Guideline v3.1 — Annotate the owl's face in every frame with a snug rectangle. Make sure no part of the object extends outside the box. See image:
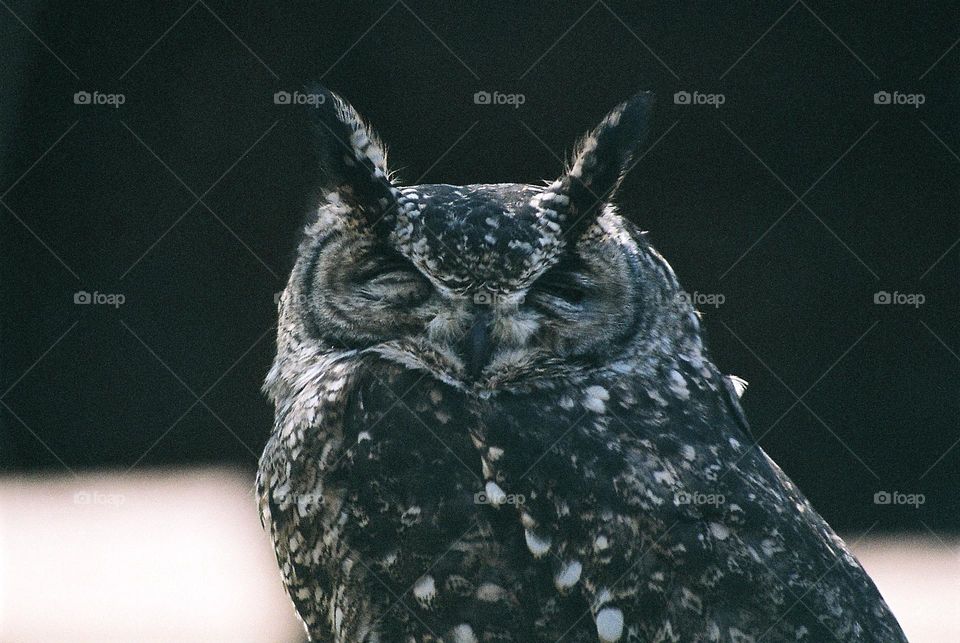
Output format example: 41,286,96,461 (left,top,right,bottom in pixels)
278,90,690,393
